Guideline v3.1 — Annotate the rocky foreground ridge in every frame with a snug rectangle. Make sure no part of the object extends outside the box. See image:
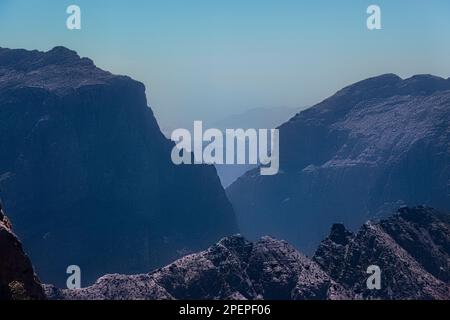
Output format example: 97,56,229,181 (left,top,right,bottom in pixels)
45,206,450,300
